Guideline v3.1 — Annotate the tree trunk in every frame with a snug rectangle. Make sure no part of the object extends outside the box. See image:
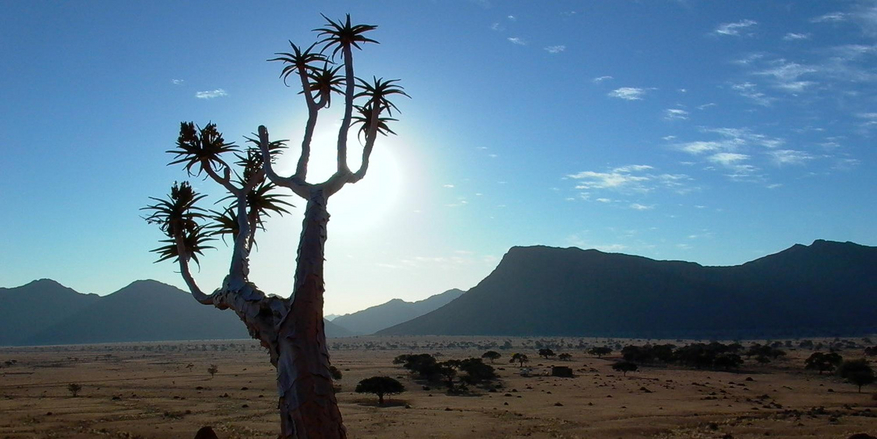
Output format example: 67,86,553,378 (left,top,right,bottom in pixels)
274,191,346,439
